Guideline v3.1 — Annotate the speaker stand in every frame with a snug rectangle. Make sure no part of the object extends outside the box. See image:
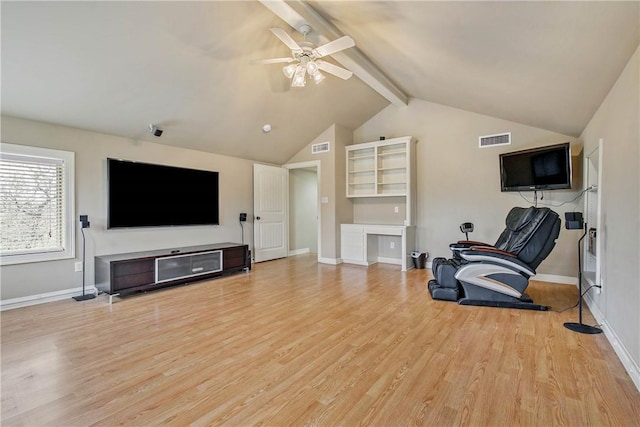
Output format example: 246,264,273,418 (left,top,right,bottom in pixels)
73,225,96,302
564,223,602,335
564,322,602,334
